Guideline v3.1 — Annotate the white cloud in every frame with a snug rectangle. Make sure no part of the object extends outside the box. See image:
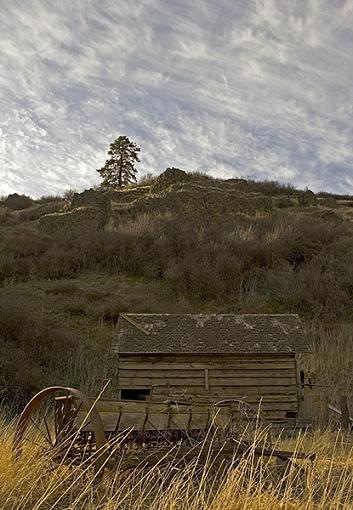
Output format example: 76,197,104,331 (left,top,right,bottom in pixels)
0,0,352,197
